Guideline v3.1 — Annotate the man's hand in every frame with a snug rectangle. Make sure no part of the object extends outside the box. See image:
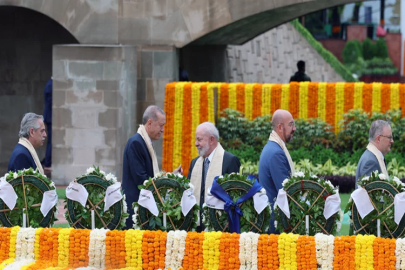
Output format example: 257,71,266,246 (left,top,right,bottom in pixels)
173,164,183,175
